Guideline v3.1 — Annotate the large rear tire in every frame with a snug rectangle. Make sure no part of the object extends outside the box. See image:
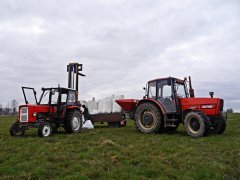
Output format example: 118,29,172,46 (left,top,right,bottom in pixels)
10,122,25,136
64,110,82,133
211,118,226,134
135,103,163,134
184,111,210,138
